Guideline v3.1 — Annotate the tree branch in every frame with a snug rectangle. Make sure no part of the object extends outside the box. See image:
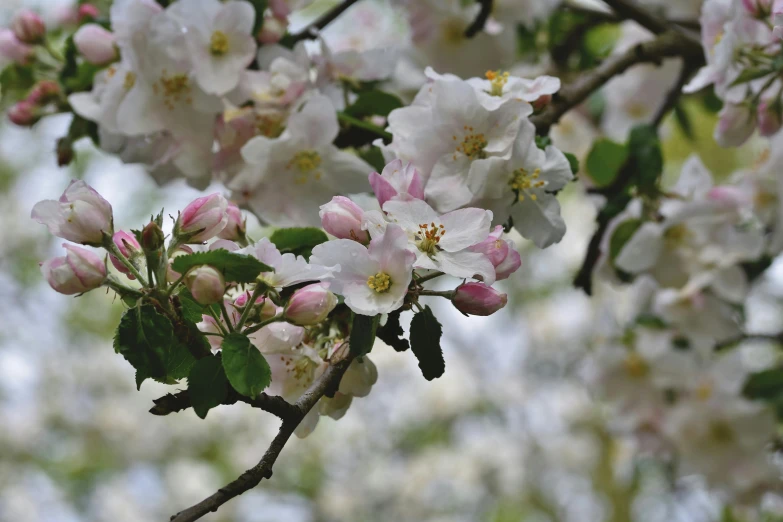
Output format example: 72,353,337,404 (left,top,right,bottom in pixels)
464,0,493,38
531,30,703,134
651,57,700,128
600,0,687,37
288,0,362,44
565,4,700,31
149,389,299,420
169,353,355,522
